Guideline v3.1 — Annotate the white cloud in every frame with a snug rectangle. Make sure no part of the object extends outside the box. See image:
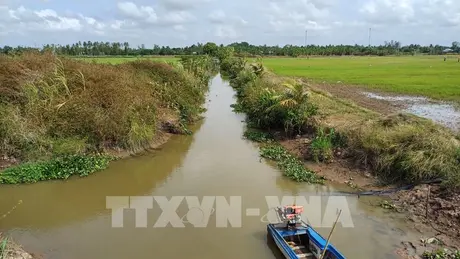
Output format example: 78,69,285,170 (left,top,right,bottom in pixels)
208,9,225,23
116,2,194,26
215,24,240,39
117,2,158,23
173,24,185,31
160,10,194,25
263,0,332,33
238,18,248,25
0,0,459,47
159,0,212,11
0,5,84,31
419,0,460,26
359,0,460,28
360,0,415,24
